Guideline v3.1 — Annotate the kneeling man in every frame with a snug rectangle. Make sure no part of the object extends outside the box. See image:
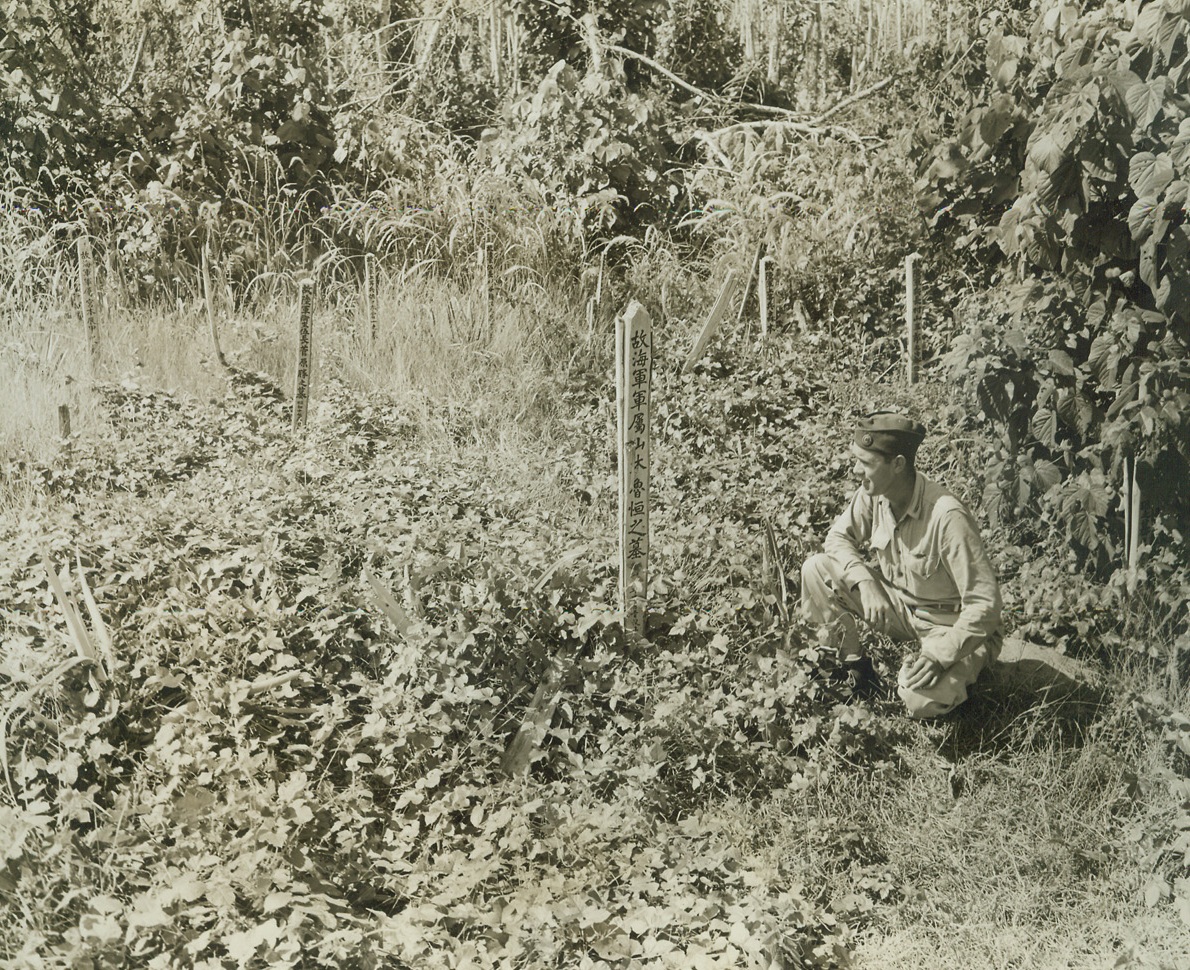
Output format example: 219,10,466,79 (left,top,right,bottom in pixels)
801,411,1003,718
